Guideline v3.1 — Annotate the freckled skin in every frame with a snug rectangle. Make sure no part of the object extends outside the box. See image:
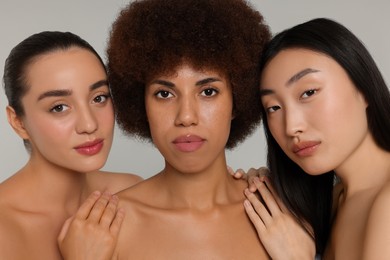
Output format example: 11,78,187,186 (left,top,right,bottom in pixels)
112,64,269,259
